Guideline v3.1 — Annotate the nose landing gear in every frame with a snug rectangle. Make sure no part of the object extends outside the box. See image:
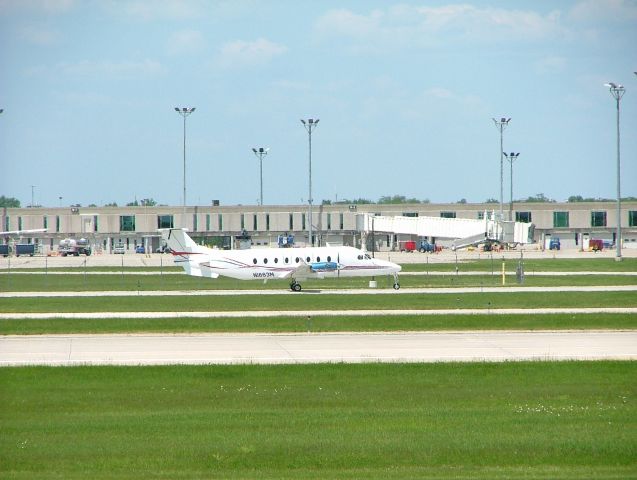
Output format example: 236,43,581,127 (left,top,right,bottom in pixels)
393,273,400,290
